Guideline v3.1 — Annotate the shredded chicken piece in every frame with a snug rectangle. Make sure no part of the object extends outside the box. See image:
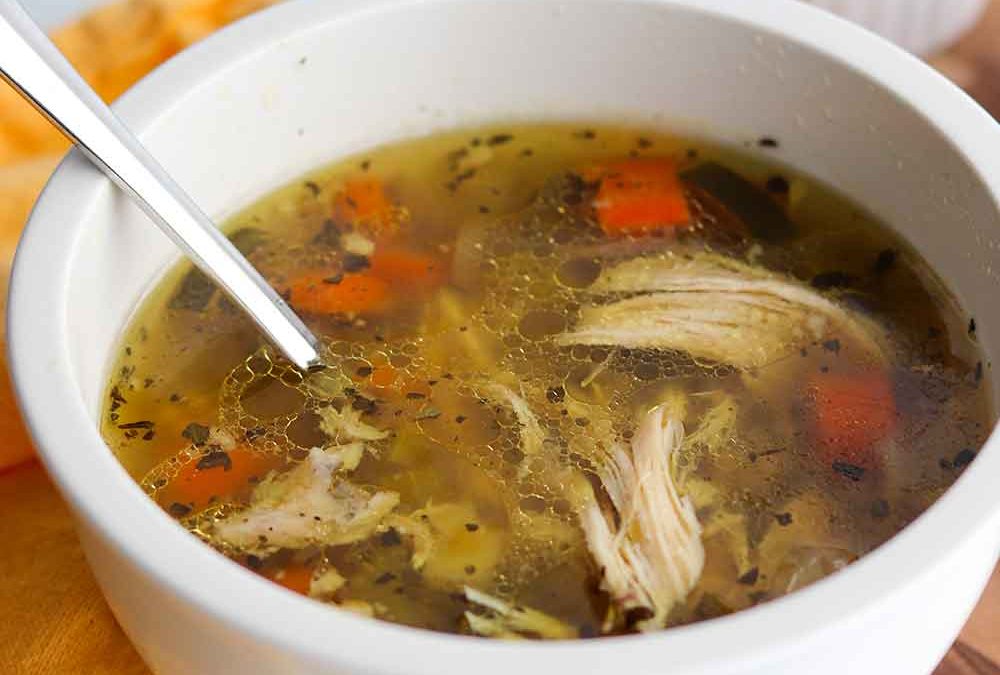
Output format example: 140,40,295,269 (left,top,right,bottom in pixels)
560,253,885,369
212,444,398,553
341,230,375,256
576,406,704,632
381,513,434,570
464,587,578,639
484,384,545,455
318,404,389,442
674,392,738,483
309,567,347,599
